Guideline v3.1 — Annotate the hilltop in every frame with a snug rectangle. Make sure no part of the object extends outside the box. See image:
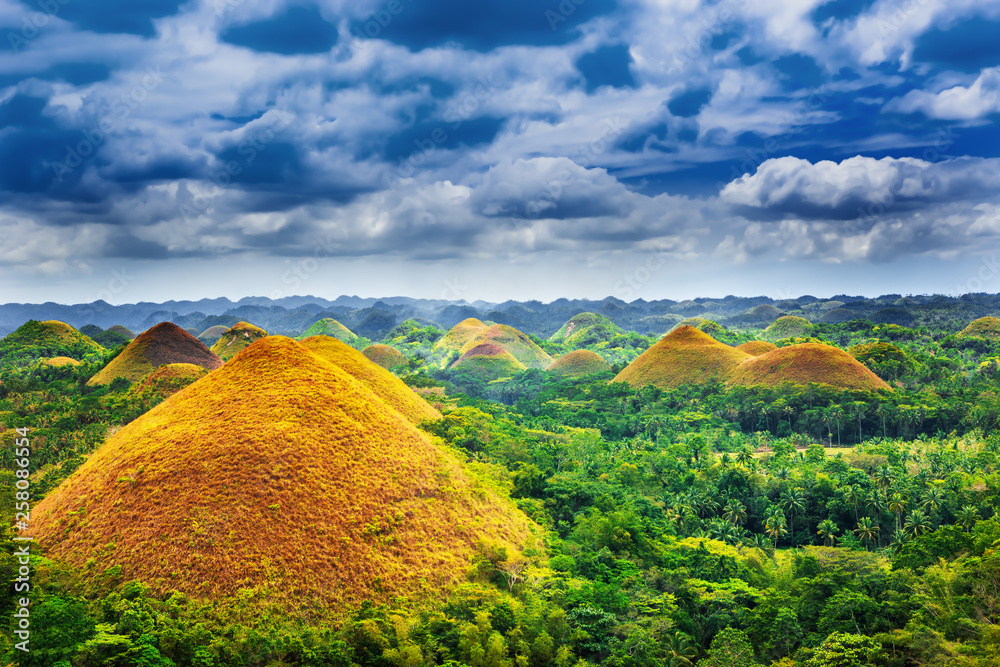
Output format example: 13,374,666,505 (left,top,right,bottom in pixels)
298,318,366,348
958,316,1000,340
31,336,535,614
736,340,778,356
729,343,891,391
0,320,102,363
87,322,223,386
362,344,407,370
300,336,439,424
197,325,229,345
763,315,813,341
547,350,612,377
458,324,552,369
549,312,622,346
210,321,269,361
614,326,751,389
452,343,526,381
432,318,489,363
